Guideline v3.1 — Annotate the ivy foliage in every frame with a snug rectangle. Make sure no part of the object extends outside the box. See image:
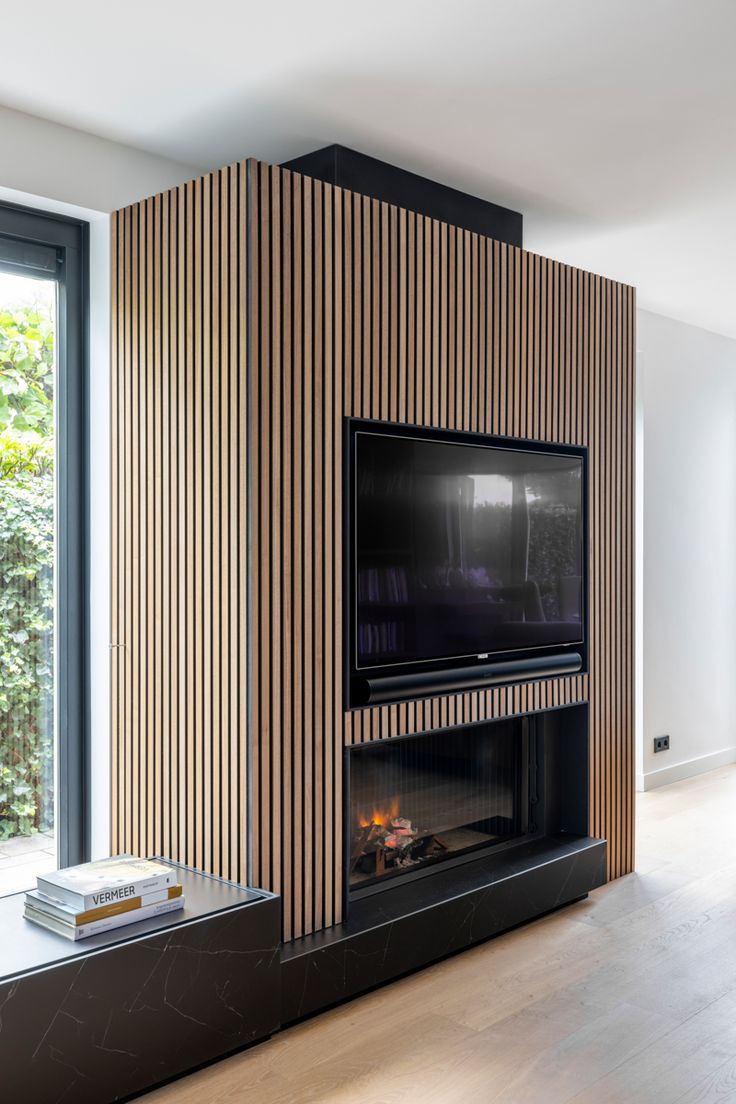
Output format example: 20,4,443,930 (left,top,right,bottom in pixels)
0,302,54,840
